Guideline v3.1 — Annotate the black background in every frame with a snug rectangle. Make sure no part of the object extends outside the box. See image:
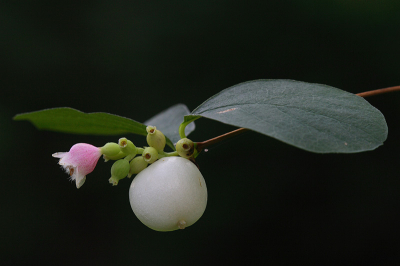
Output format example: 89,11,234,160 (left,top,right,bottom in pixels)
2,1,400,265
